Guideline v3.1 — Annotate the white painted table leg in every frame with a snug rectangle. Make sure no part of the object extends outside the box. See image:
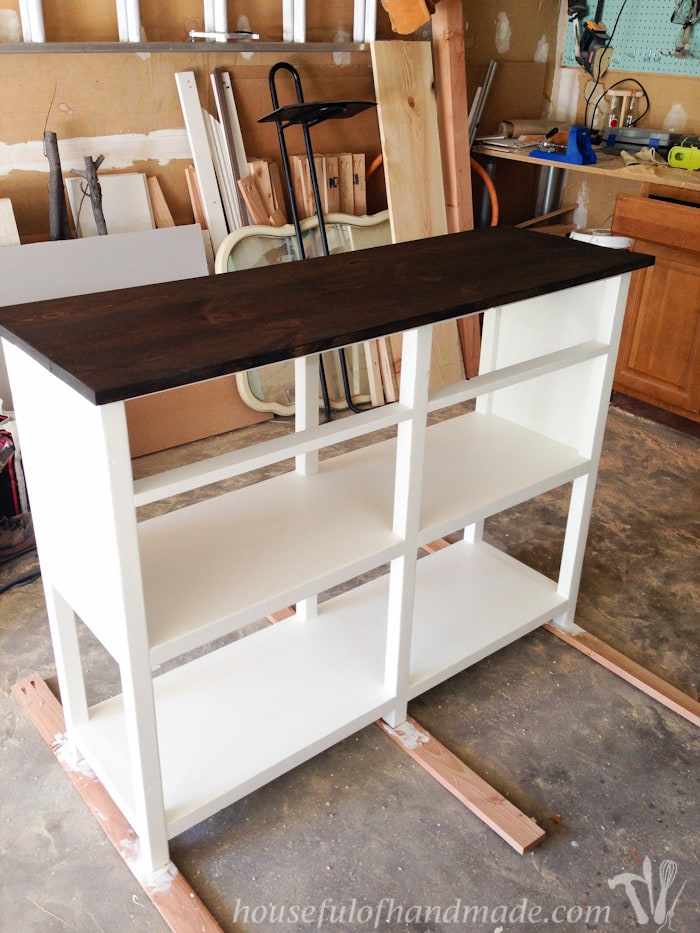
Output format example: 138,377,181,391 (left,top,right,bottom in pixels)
554,274,631,631
43,585,89,735
384,325,432,726
295,353,319,619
